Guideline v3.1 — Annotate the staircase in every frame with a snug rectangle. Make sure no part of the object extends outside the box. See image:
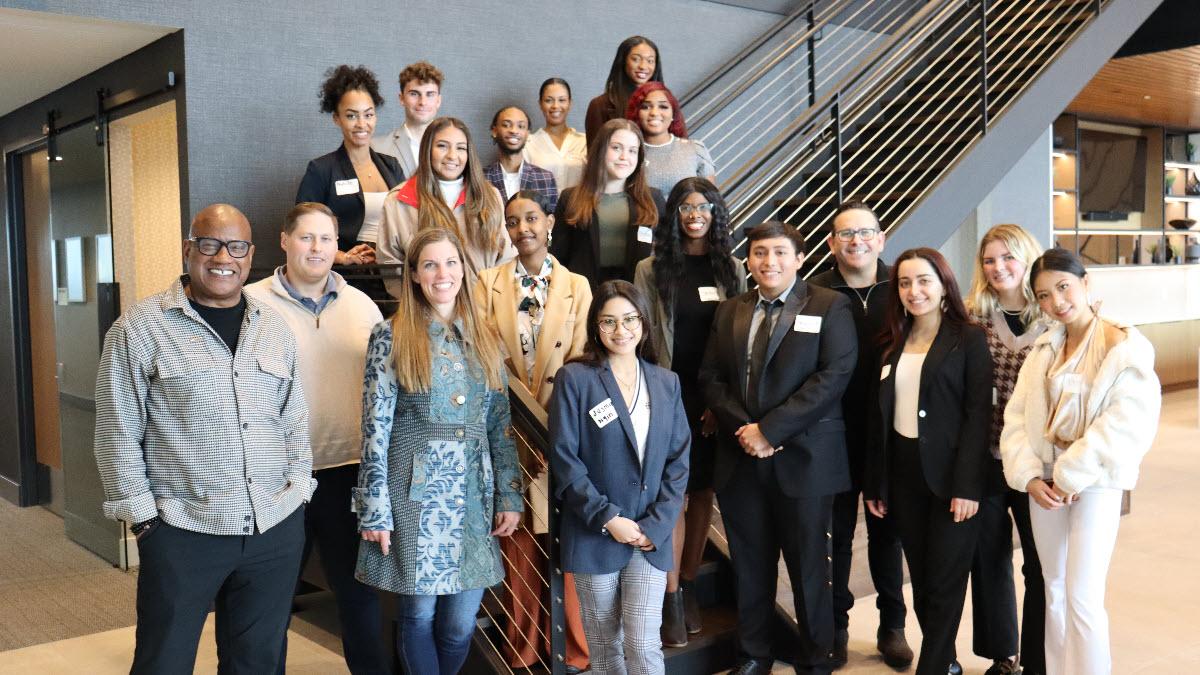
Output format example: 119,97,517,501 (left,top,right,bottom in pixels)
682,0,1163,277
466,2,1163,673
